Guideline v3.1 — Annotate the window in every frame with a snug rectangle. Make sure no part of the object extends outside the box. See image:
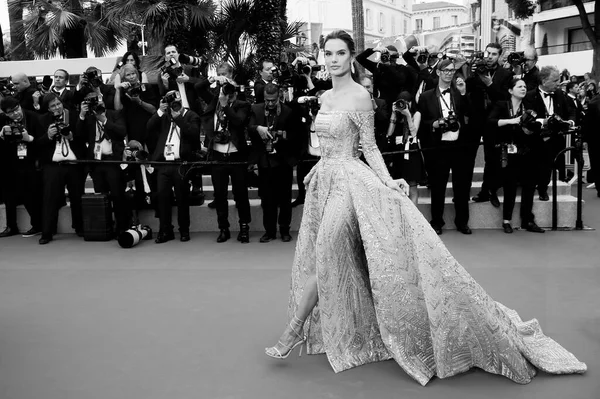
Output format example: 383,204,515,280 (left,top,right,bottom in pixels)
492,0,496,12
452,15,458,25
404,19,408,34
391,16,396,35
415,18,423,32
366,9,372,30
379,12,385,33
433,17,440,29
568,28,593,52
